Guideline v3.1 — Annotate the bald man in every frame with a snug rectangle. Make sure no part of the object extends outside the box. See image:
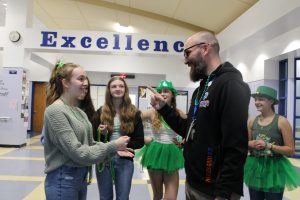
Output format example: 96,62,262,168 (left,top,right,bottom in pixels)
149,31,250,200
